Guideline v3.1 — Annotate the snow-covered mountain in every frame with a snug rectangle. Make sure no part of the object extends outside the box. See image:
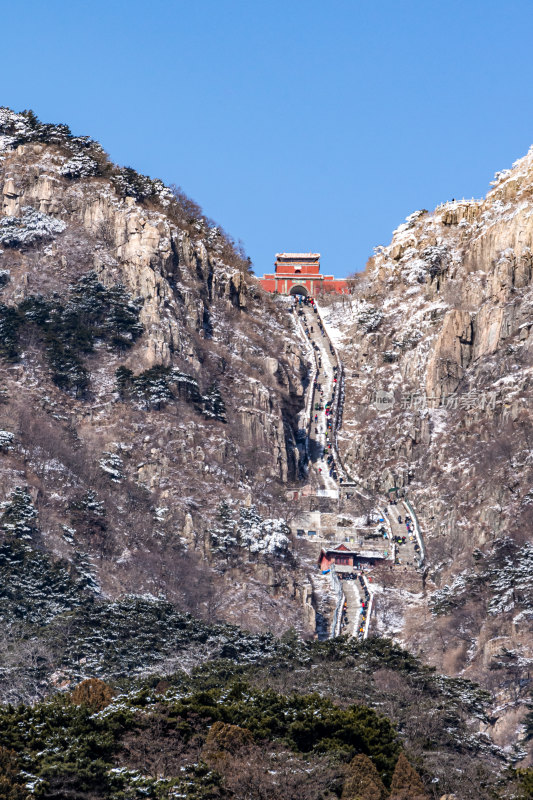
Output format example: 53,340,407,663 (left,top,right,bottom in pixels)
1,108,532,797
